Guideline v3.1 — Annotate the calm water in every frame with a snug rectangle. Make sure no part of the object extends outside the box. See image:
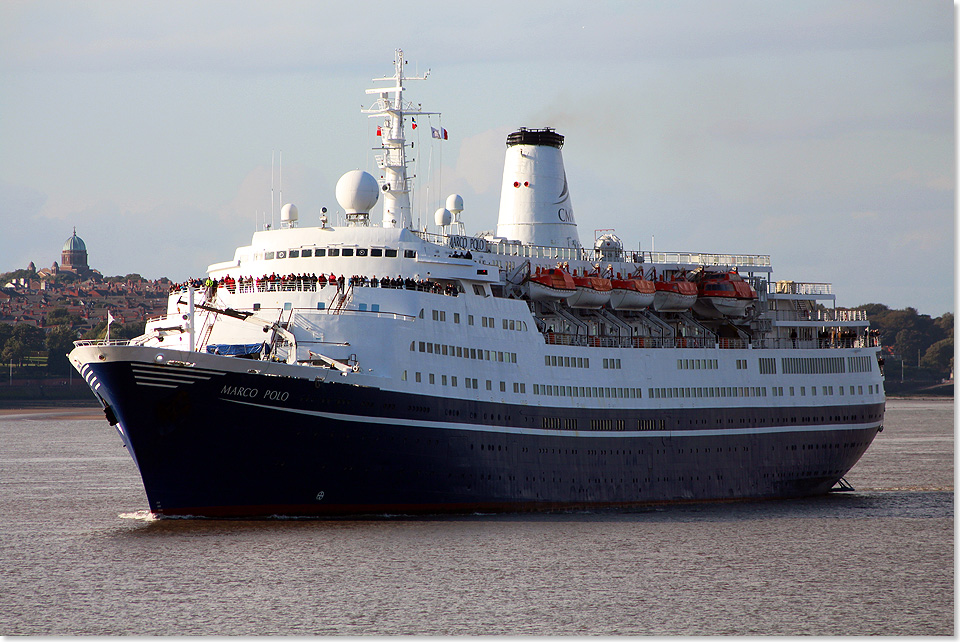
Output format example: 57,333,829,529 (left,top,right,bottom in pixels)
0,399,952,635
